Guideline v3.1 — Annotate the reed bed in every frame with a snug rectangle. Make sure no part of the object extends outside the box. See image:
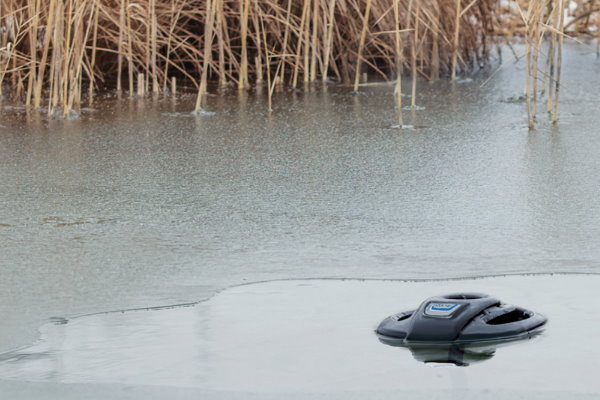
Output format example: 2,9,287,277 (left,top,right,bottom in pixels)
0,0,598,121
